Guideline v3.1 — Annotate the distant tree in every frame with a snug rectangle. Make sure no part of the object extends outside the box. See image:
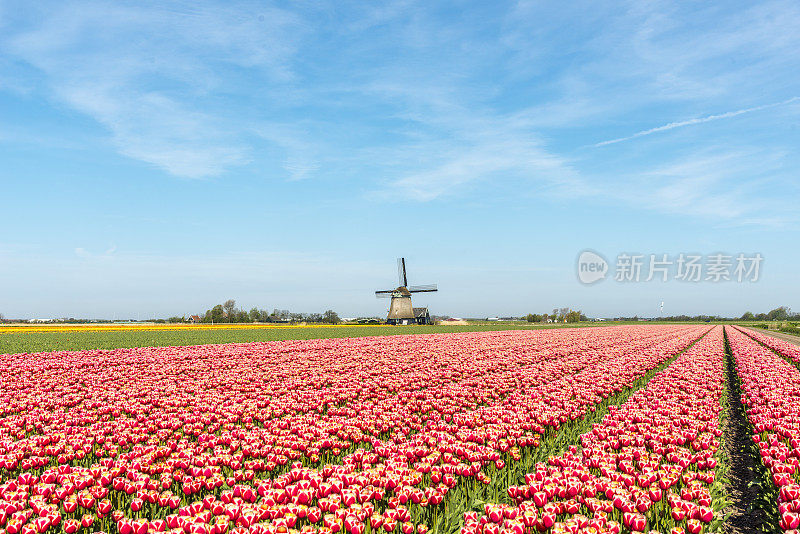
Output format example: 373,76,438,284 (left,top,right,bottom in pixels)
167,316,184,323
322,310,341,324
767,306,791,321
307,313,323,323
580,313,588,321
565,310,582,323
290,312,304,323
0,313,4,322
526,313,542,323
203,304,225,323
271,309,290,321
248,308,269,322
541,312,549,323
740,311,755,321
223,299,236,318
